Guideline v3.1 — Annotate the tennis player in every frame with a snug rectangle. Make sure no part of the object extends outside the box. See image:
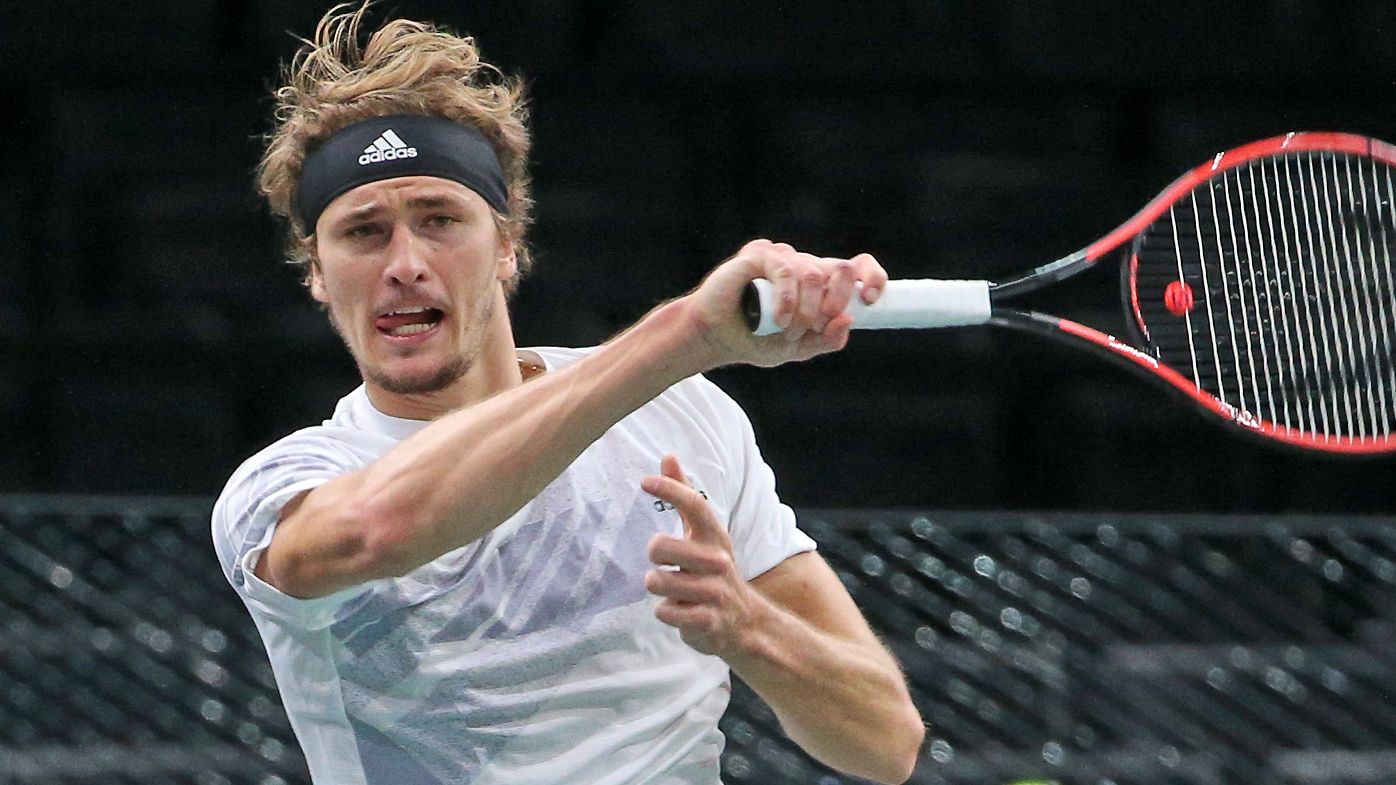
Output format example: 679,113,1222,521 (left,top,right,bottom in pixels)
211,5,923,784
